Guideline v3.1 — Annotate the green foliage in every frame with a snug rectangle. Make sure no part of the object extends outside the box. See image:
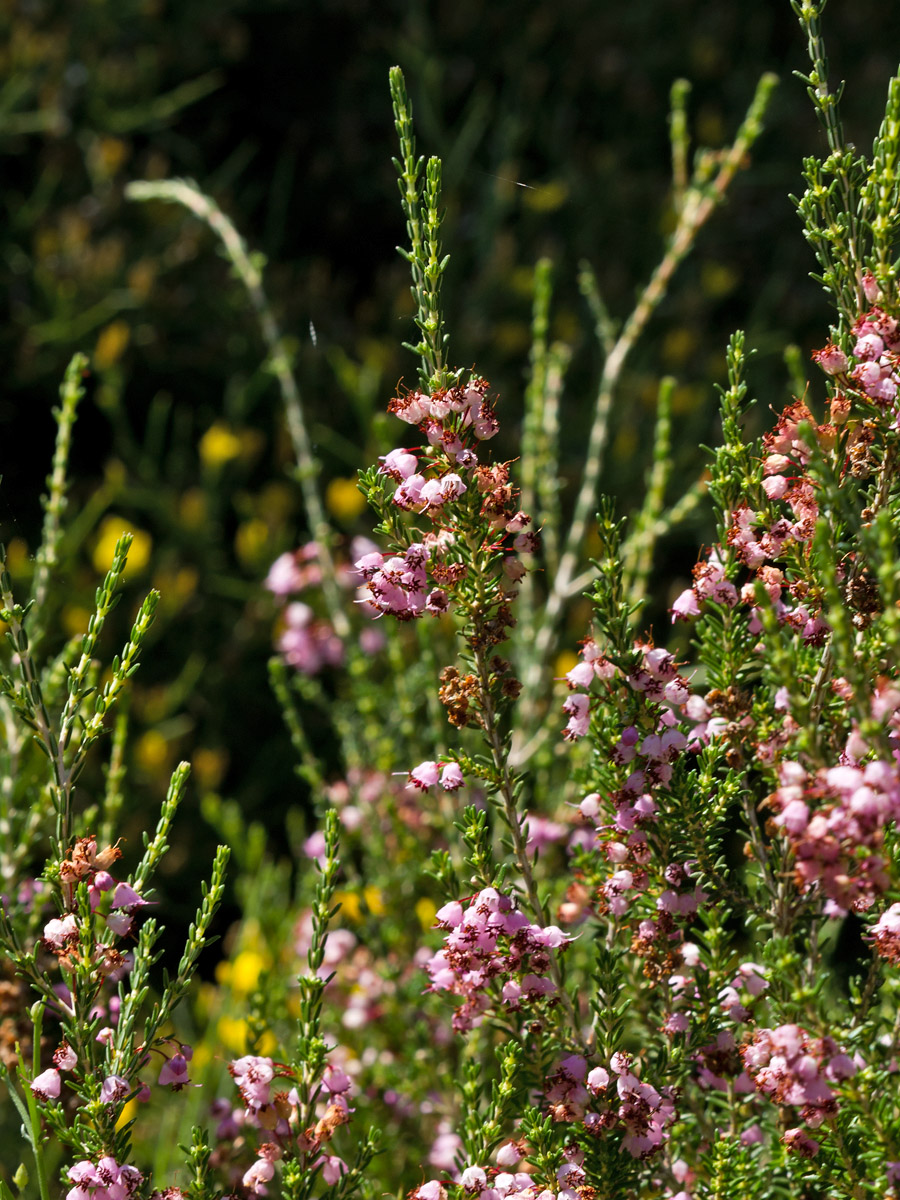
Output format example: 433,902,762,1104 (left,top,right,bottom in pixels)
3,4,900,1198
